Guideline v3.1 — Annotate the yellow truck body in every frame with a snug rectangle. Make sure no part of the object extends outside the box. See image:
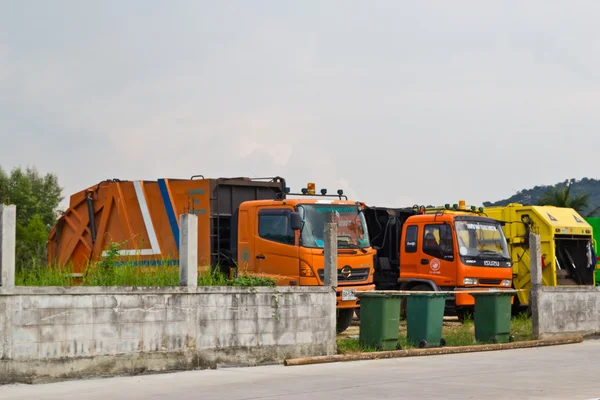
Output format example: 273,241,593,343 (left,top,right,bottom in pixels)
483,204,595,306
